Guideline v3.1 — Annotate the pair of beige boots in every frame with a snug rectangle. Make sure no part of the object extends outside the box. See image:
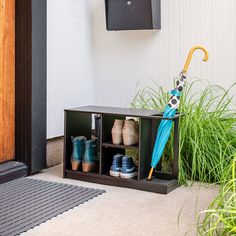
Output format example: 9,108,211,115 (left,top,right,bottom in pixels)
111,119,139,146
